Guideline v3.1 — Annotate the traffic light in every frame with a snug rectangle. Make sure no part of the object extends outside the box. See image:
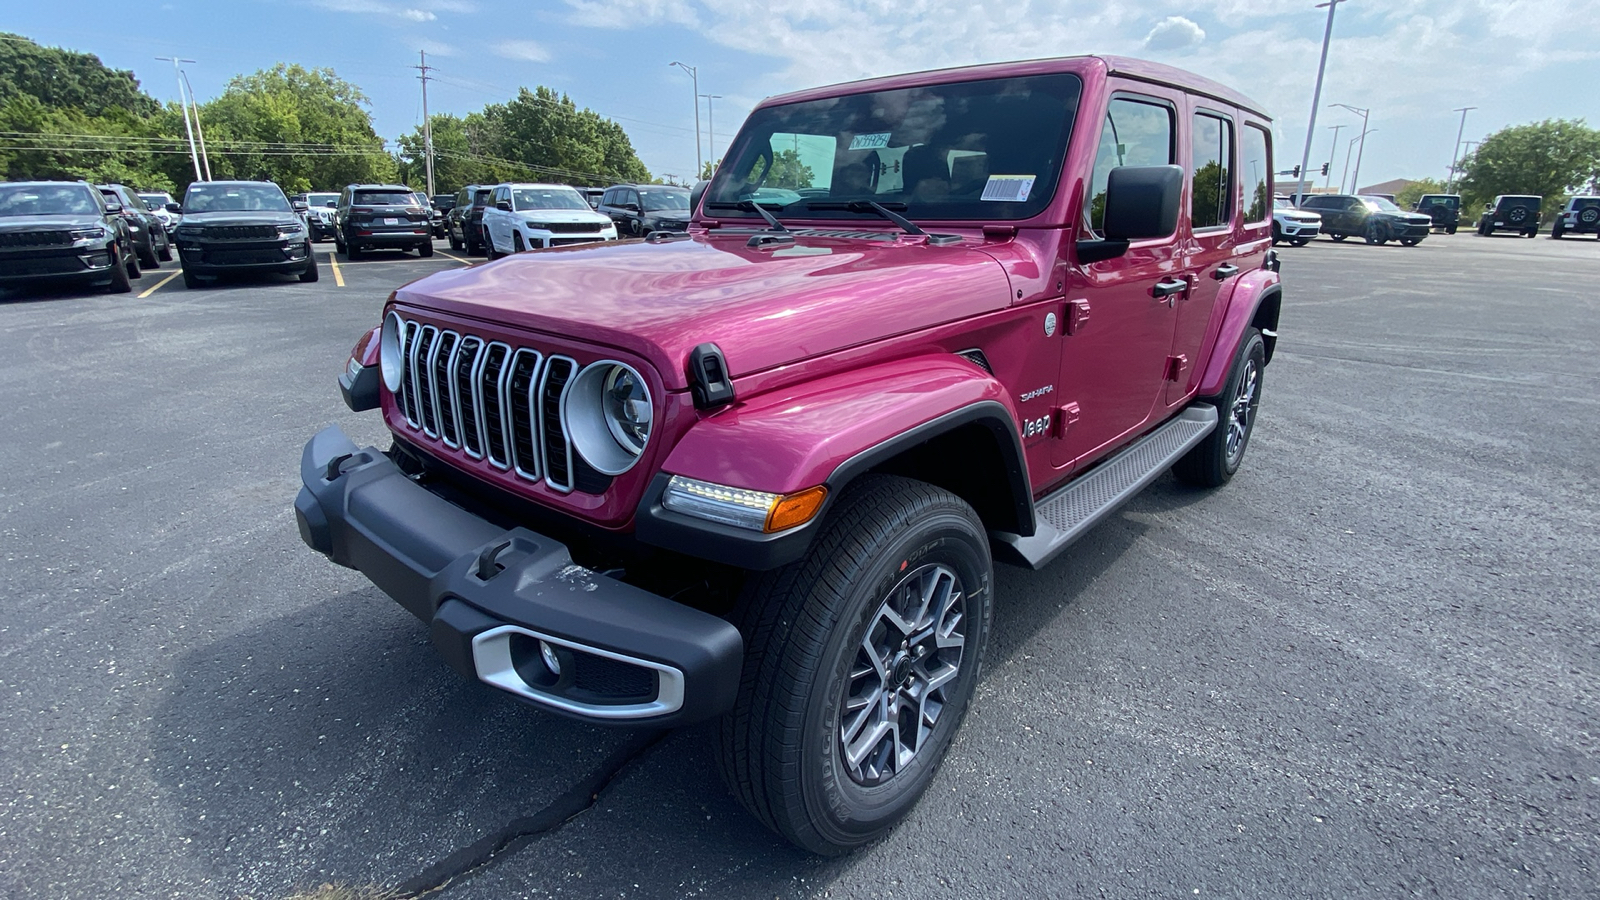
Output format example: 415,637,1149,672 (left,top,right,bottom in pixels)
1291,165,1300,178
1321,163,1330,176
